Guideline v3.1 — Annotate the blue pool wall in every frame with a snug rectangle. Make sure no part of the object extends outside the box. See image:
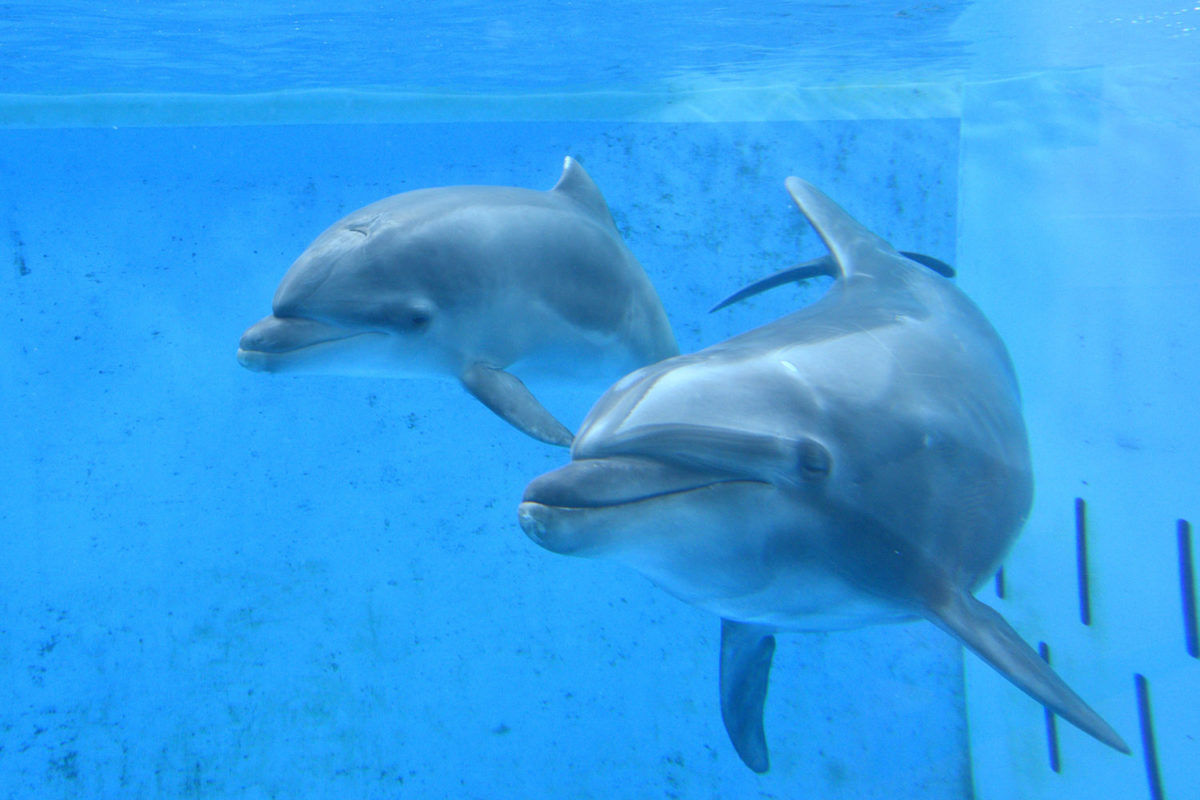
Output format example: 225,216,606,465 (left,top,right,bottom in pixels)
1,118,969,798
957,66,1200,799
